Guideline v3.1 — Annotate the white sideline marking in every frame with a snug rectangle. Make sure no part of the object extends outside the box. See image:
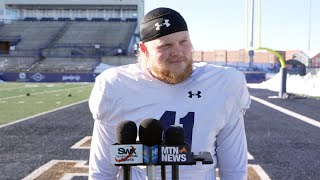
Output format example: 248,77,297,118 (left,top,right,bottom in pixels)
71,136,91,149
248,164,271,180
0,100,88,129
21,160,88,180
251,96,320,128
248,152,254,160
216,164,270,180
60,173,88,180
0,86,36,91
